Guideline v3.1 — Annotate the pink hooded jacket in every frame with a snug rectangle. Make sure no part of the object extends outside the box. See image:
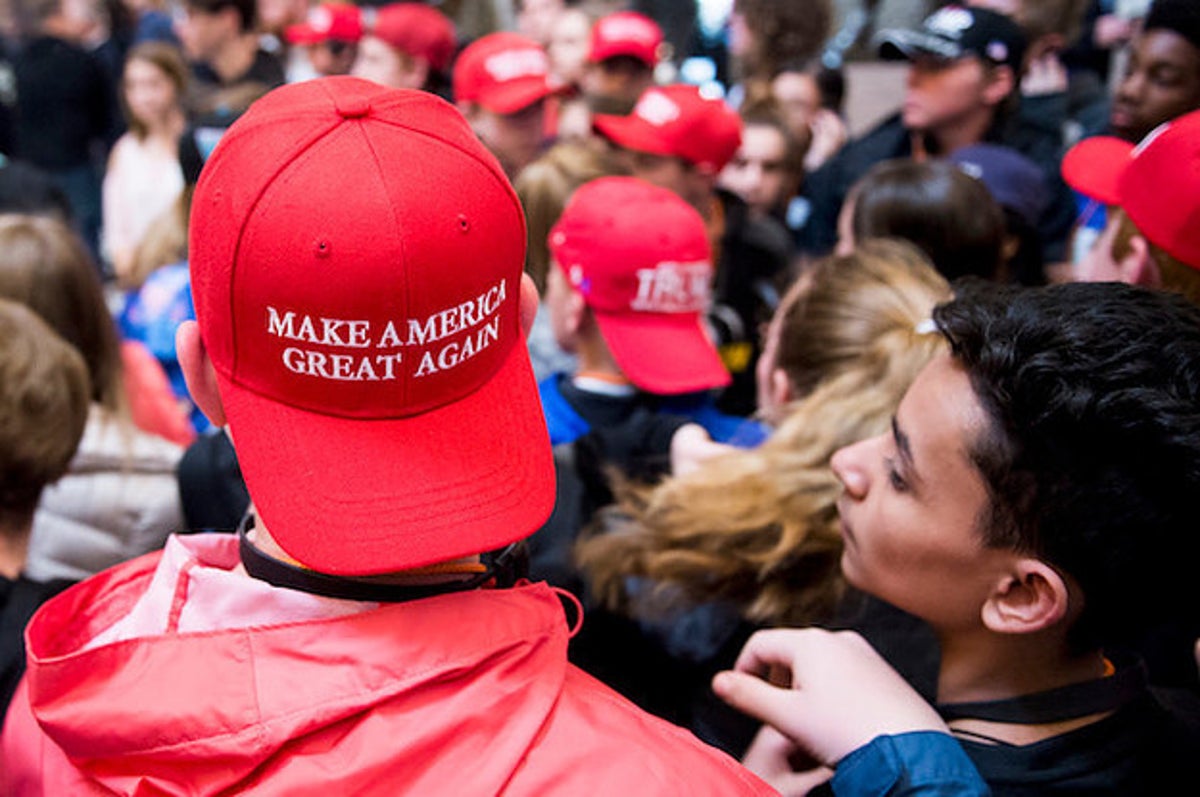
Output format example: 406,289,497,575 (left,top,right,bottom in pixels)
2,534,773,796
